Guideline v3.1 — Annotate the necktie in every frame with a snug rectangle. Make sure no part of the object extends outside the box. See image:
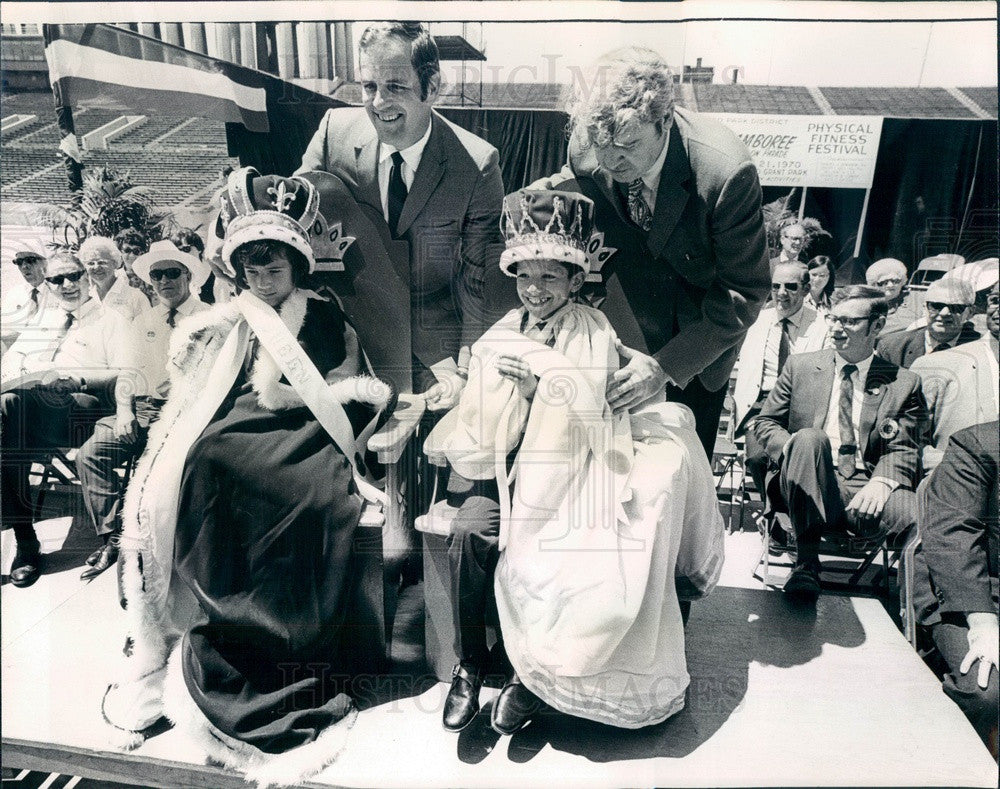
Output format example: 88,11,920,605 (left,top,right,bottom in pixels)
30,287,39,305
932,342,950,353
63,311,75,331
626,178,652,232
387,151,407,238
166,308,177,328
837,364,858,478
777,318,791,372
